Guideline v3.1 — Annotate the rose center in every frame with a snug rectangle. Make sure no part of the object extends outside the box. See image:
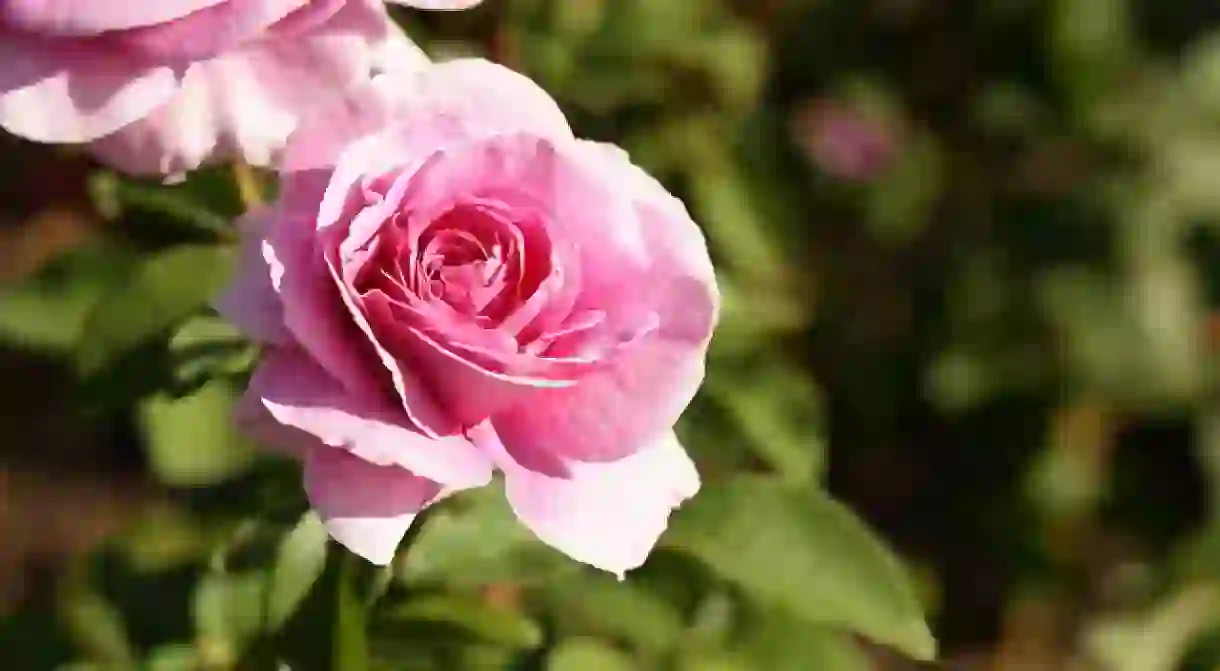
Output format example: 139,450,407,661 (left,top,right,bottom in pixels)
424,241,508,315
